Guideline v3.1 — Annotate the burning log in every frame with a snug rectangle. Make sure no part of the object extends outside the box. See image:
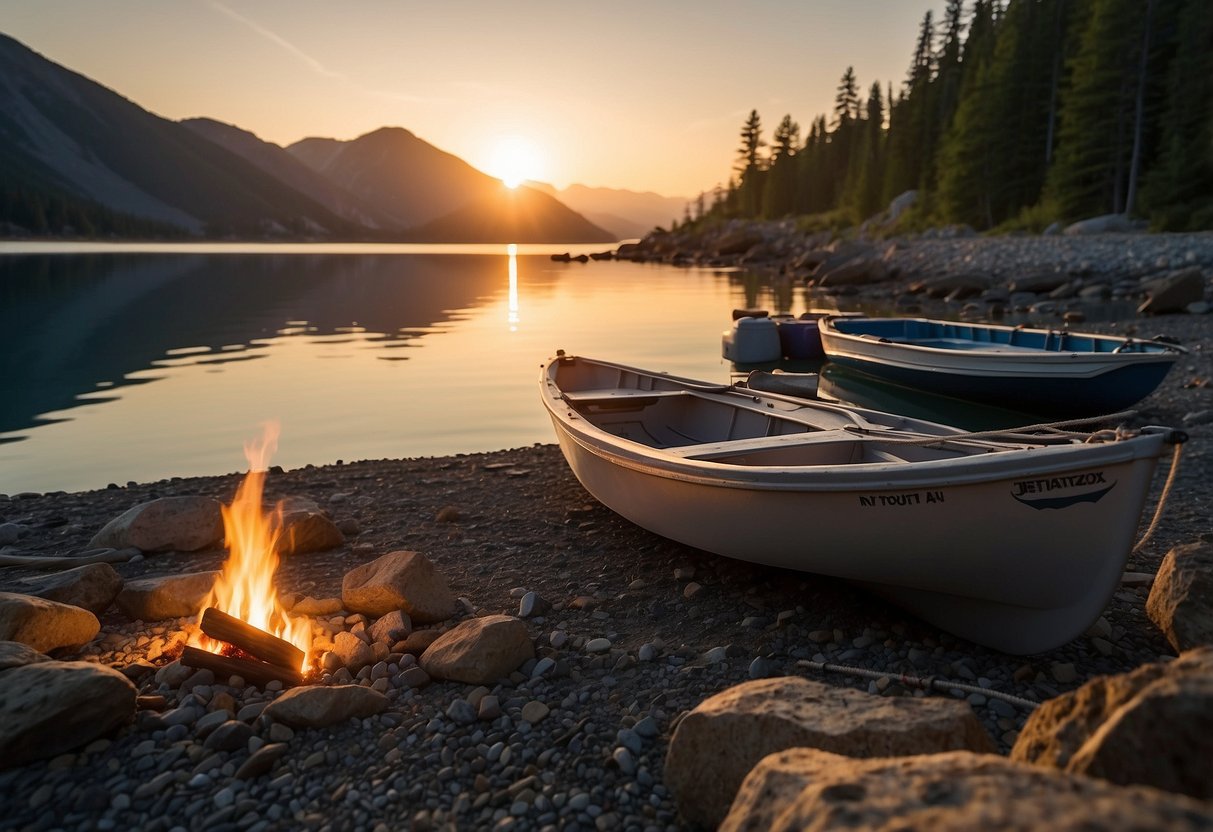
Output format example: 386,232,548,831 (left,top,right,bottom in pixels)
181,645,302,688
199,607,304,671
